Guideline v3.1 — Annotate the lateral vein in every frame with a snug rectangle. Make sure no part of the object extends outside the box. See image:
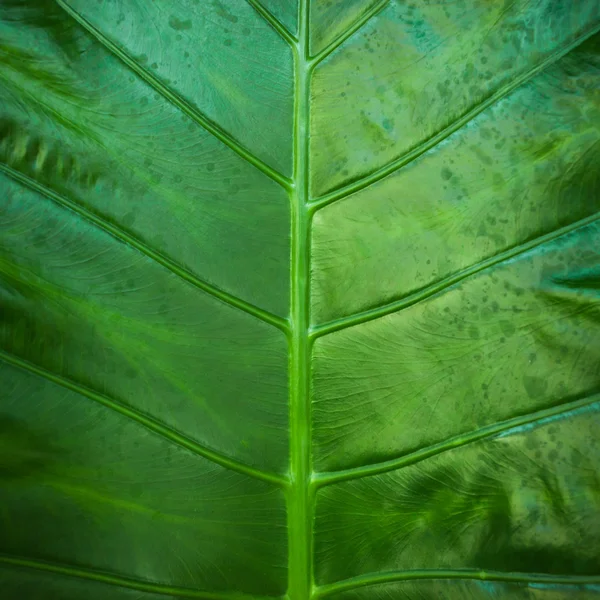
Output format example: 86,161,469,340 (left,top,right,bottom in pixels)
0,349,287,487
309,22,600,210
311,210,600,338
313,390,600,487
0,555,280,600
55,0,292,190
315,569,600,597
0,163,288,333
309,0,389,67
246,0,297,45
